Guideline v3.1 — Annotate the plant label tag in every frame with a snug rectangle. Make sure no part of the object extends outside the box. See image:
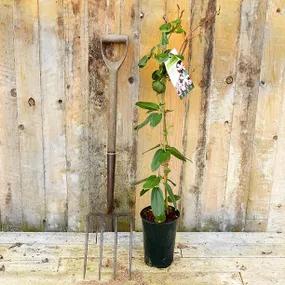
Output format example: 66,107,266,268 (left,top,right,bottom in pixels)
164,49,194,98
